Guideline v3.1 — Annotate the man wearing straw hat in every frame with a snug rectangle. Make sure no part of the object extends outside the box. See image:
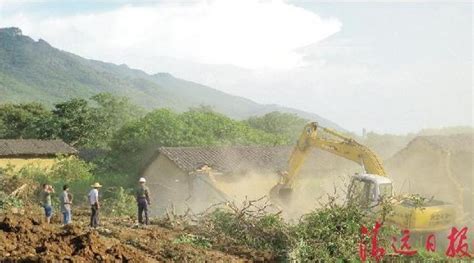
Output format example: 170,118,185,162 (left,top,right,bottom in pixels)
88,182,102,228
